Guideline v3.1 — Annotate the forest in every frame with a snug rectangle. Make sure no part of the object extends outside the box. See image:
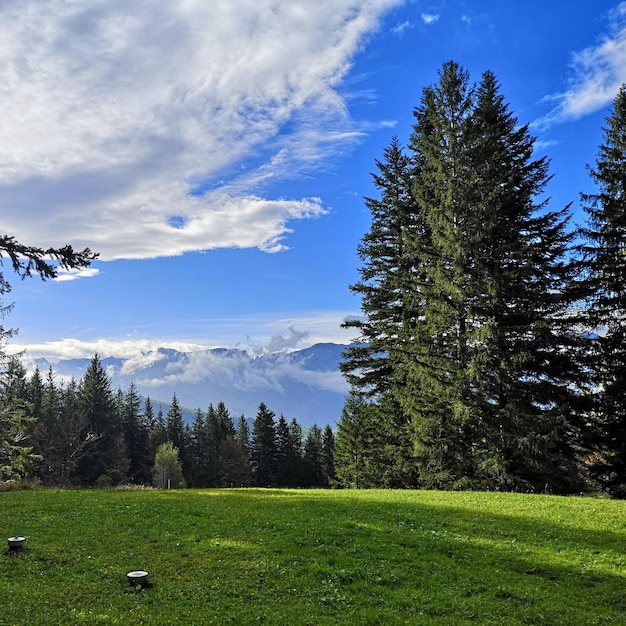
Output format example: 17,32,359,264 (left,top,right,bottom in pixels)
3,61,626,496
0,354,337,489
